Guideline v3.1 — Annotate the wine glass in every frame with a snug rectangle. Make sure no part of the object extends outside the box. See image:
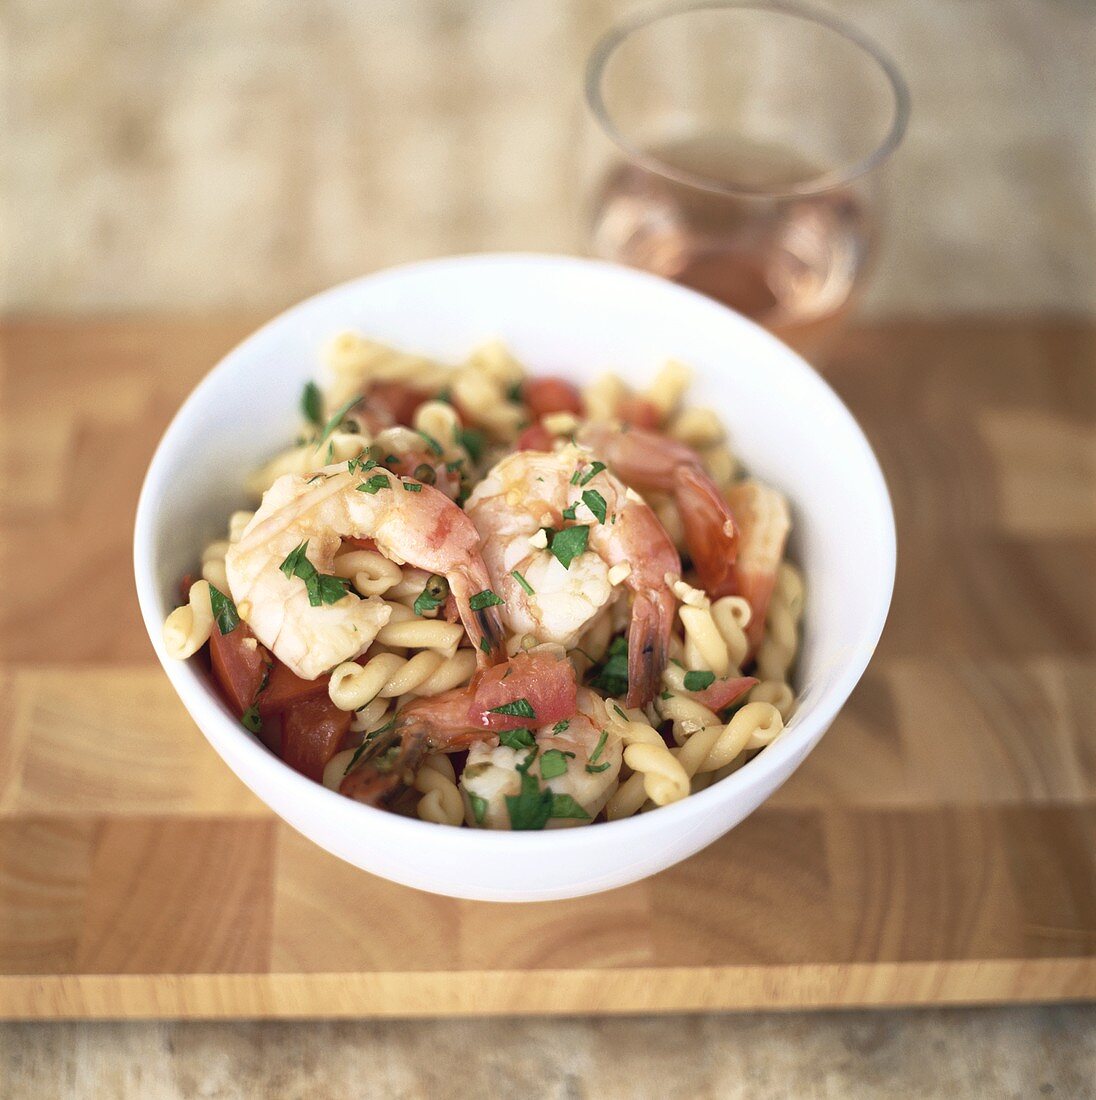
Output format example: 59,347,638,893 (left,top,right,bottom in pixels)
585,0,909,361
